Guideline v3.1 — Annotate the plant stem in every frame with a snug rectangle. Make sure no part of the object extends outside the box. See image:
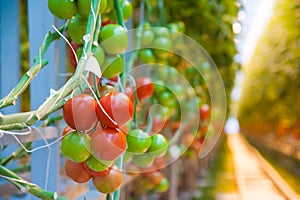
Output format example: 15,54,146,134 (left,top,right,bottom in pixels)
0,165,66,199
0,142,31,166
0,24,67,109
